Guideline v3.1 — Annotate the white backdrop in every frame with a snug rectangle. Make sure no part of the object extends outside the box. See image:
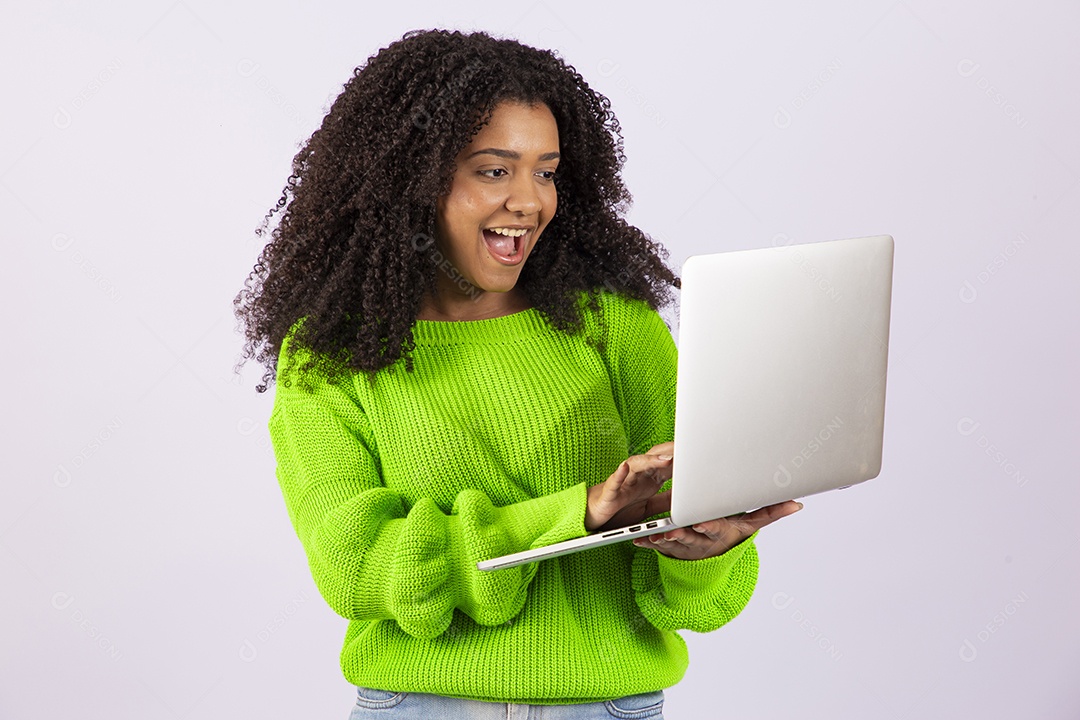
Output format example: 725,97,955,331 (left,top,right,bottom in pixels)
3,2,1078,718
